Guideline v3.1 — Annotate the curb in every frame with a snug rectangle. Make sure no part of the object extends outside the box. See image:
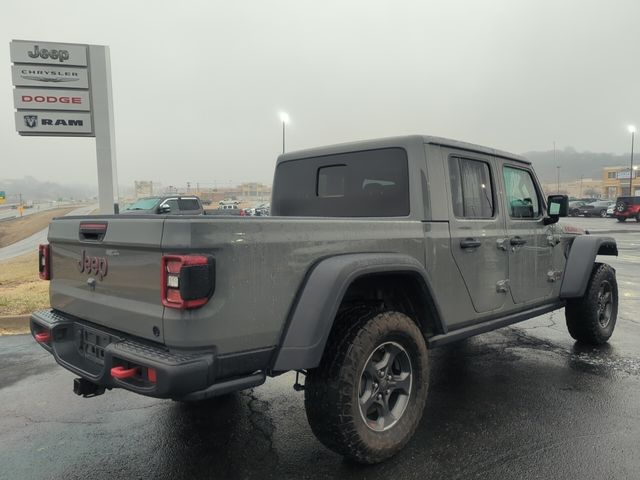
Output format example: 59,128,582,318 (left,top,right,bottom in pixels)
587,229,638,235
0,314,30,334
